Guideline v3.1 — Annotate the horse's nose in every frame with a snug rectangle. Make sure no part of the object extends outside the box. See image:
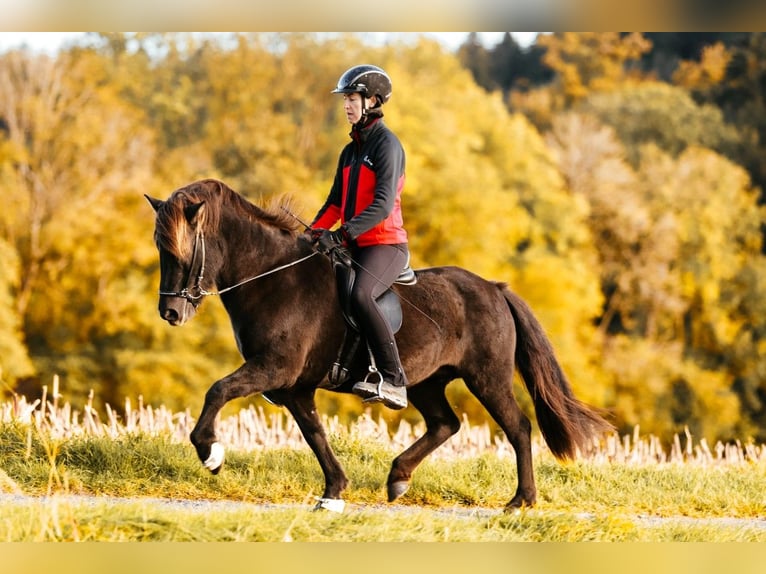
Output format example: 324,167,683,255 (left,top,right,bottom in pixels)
161,307,180,323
